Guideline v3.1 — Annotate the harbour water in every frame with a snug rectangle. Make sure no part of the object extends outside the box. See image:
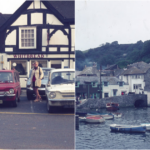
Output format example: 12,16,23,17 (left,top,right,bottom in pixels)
76,107,150,149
